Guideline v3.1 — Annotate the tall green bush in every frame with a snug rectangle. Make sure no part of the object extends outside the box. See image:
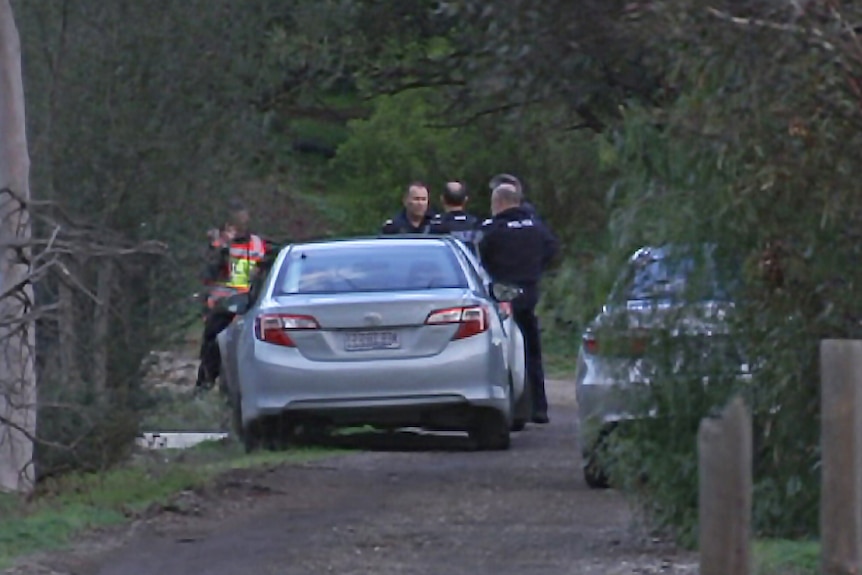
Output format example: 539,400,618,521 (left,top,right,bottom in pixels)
585,1,862,542
328,88,513,234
